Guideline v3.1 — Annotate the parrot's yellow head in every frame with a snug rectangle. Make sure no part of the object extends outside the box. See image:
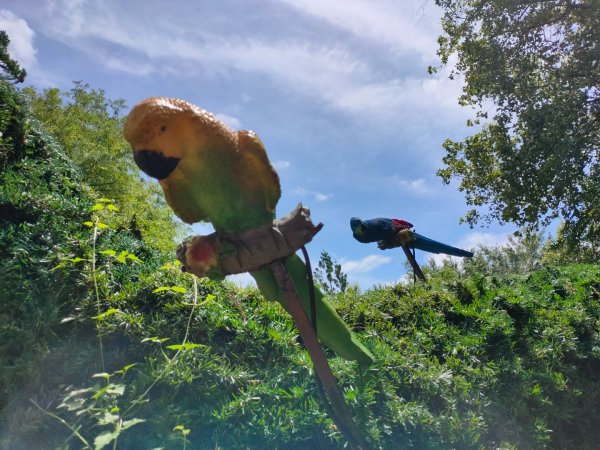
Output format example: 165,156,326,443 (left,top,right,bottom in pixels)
124,97,236,181
124,96,281,229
